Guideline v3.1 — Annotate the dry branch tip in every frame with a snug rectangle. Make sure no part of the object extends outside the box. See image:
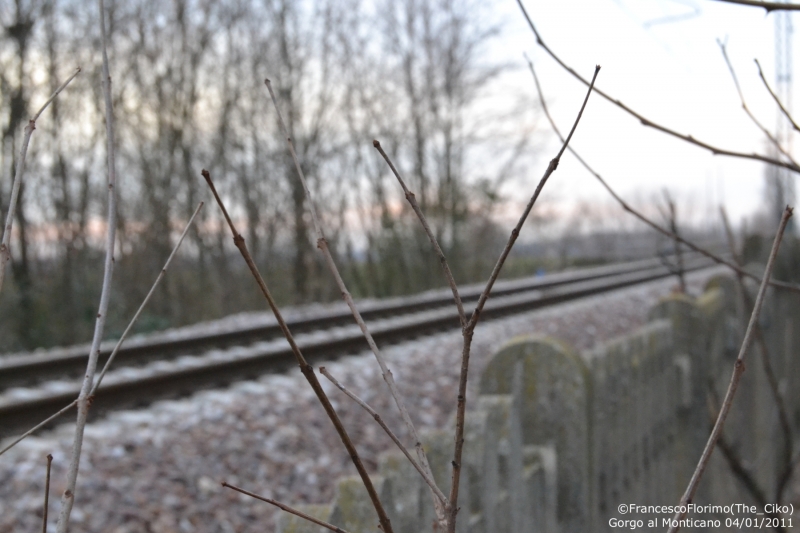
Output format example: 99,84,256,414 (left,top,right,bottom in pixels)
667,205,793,533
319,367,448,505
446,60,600,533
517,0,800,173
205,162,393,532
54,2,117,529
42,454,53,533
222,482,354,533
526,51,800,295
